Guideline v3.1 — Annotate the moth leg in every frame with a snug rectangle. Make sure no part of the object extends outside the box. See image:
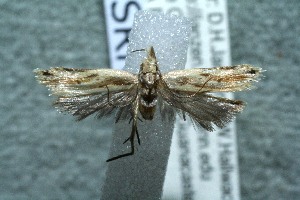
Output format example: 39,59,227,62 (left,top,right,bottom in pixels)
123,126,140,145
124,104,141,144
106,122,137,162
128,116,143,124
182,111,186,121
105,85,114,106
106,98,140,162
